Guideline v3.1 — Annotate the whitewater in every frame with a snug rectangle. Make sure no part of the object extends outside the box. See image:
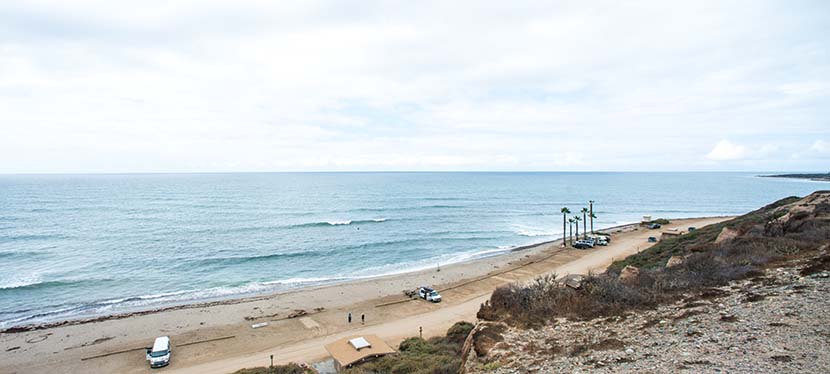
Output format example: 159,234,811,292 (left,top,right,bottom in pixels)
0,172,824,328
